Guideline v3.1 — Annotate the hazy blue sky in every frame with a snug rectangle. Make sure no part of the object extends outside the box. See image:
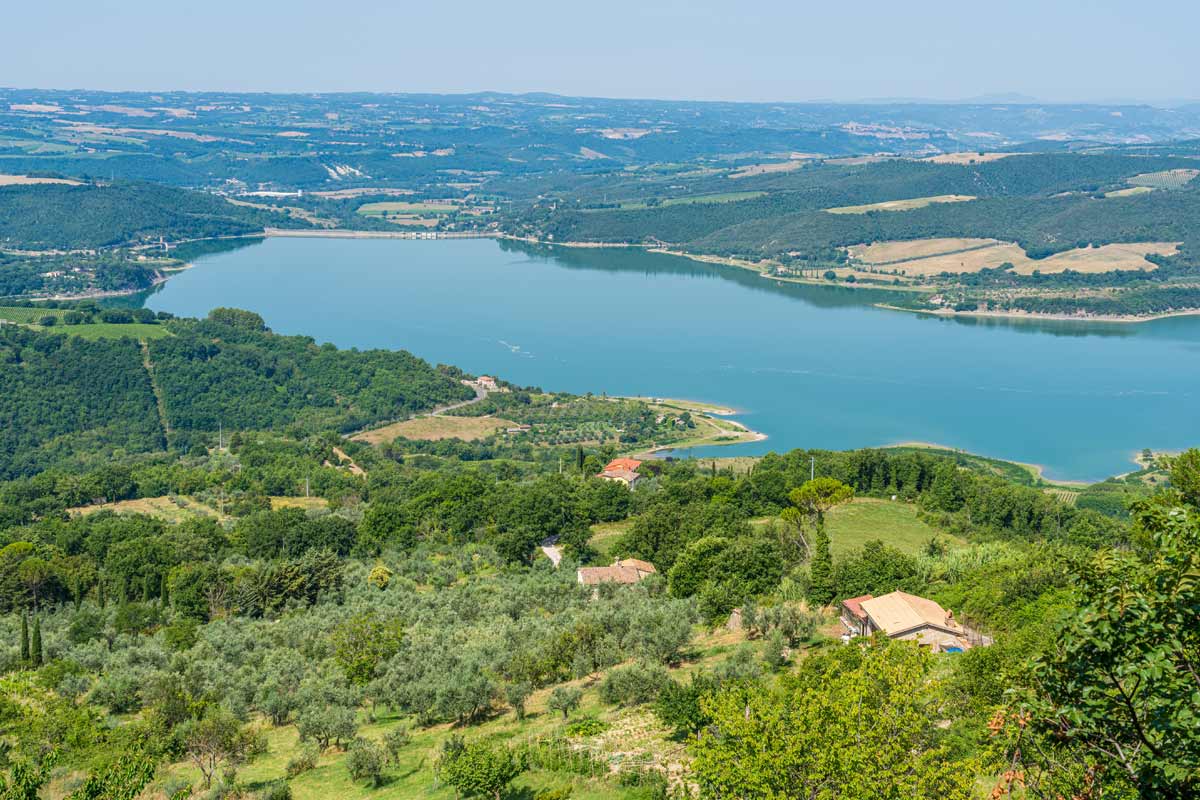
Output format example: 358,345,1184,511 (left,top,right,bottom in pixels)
5,0,1196,103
